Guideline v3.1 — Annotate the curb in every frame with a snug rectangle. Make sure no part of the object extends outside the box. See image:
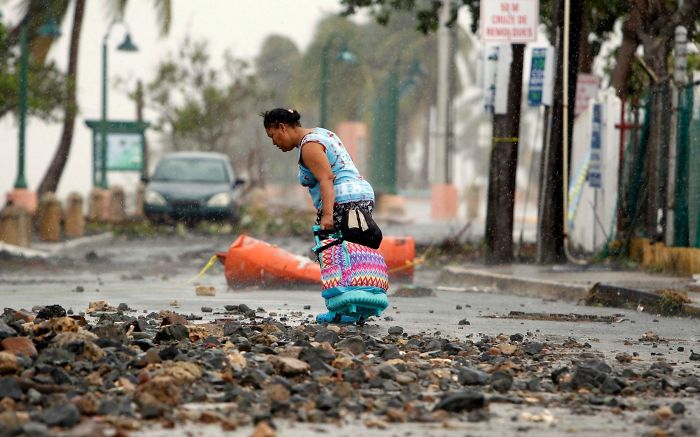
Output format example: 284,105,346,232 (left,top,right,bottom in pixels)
437,266,590,302
437,265,700,318
2,232,114,259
